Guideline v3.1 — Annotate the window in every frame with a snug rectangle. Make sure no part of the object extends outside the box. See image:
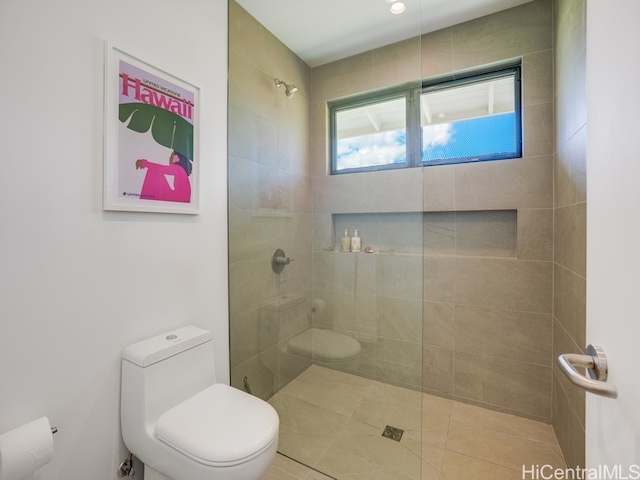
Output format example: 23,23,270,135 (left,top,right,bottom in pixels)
332,92,409,173
330,66,521,174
